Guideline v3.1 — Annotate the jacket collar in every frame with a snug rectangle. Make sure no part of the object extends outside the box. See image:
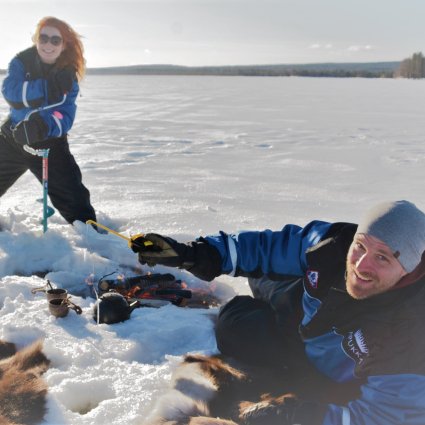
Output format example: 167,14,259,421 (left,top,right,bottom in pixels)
392,252,425,290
